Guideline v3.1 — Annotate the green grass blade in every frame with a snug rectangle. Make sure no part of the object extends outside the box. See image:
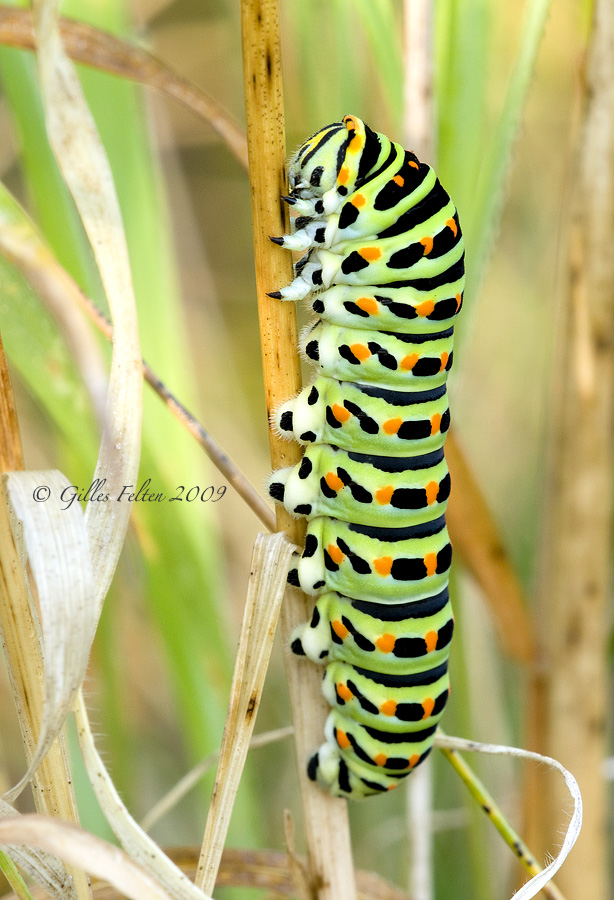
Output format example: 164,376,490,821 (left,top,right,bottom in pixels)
0,849,35,900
